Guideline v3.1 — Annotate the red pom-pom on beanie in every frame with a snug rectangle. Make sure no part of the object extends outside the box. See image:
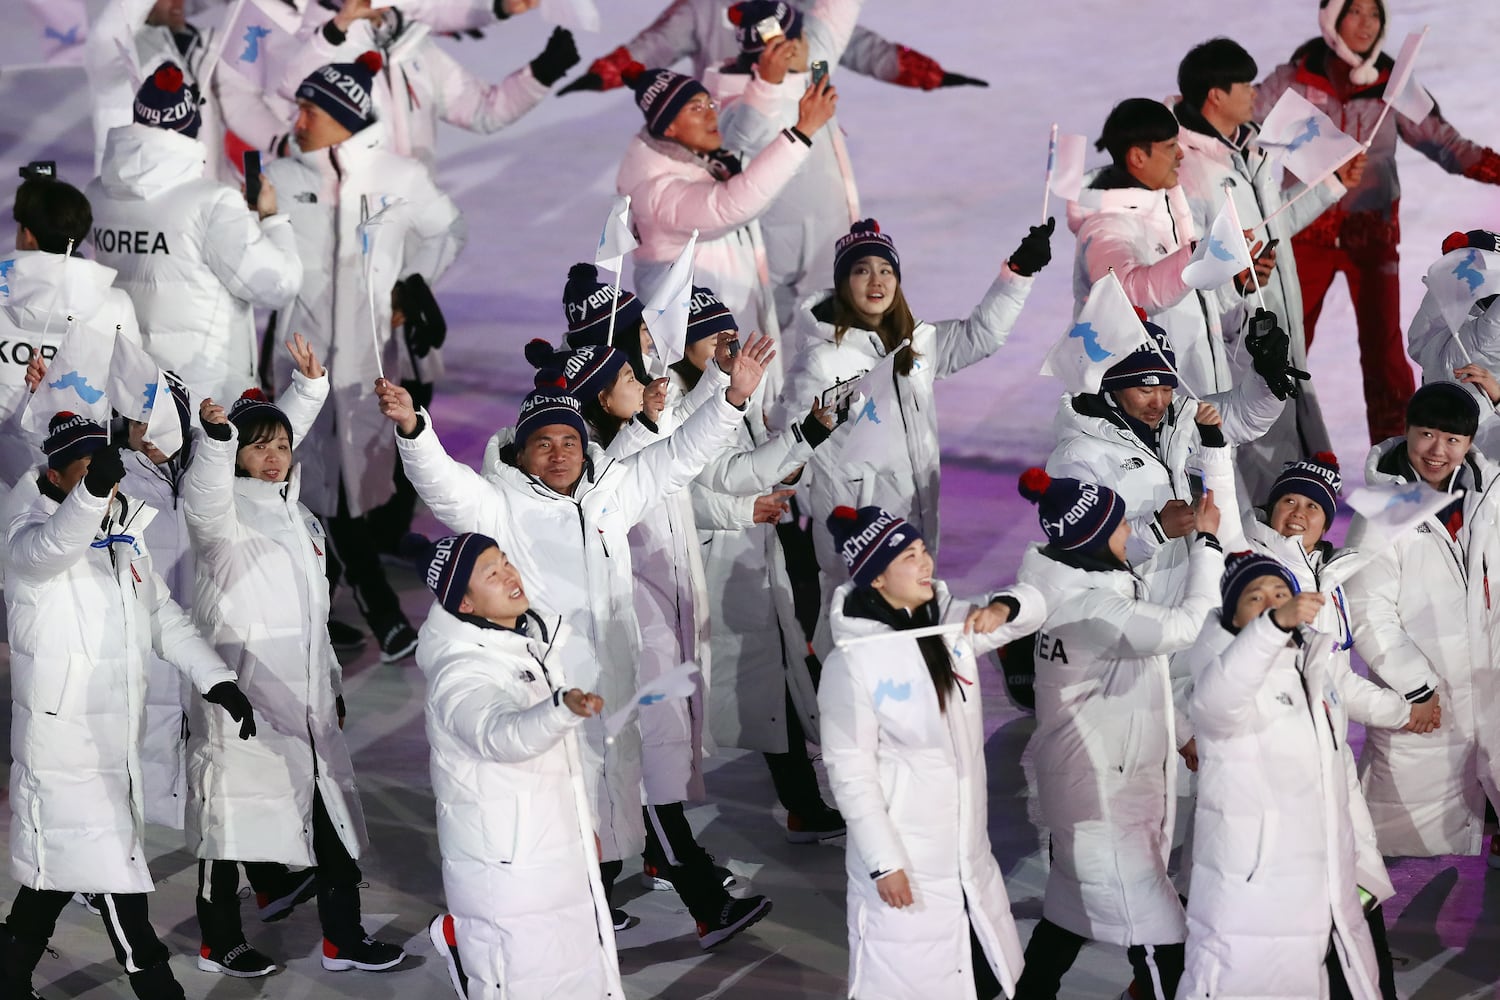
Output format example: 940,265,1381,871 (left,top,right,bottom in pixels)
831,505,860,522
1442,231,1469,255
727,4,746,25
356,51,383,74
1312,450,1339,471
1018,467,1051,503
152,64,185,93
238,388,268,402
